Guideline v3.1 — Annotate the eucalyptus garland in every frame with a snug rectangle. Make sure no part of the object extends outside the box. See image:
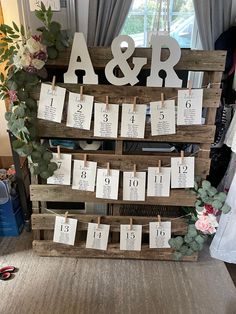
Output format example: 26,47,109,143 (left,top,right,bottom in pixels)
0,2,70,179
169,180,231,260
